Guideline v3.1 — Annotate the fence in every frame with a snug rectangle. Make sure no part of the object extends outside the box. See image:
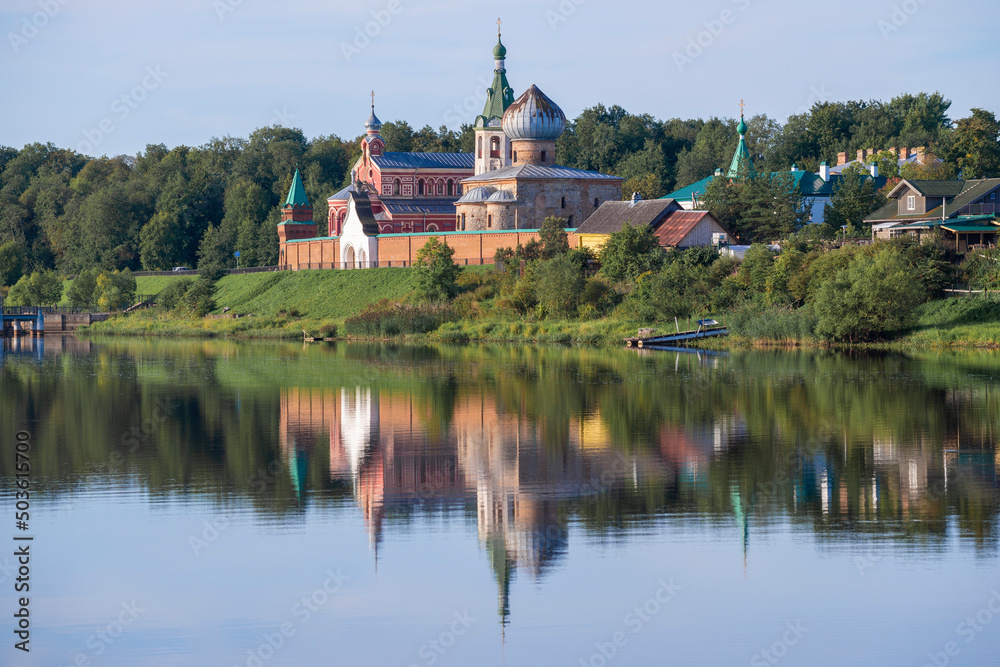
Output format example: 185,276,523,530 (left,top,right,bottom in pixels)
287,258,498,270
